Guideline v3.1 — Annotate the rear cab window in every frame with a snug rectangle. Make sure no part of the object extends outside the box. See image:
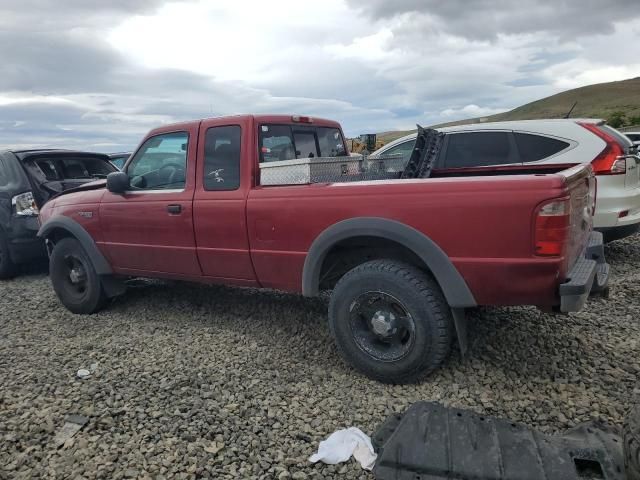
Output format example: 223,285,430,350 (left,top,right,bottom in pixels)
259,124,346,163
